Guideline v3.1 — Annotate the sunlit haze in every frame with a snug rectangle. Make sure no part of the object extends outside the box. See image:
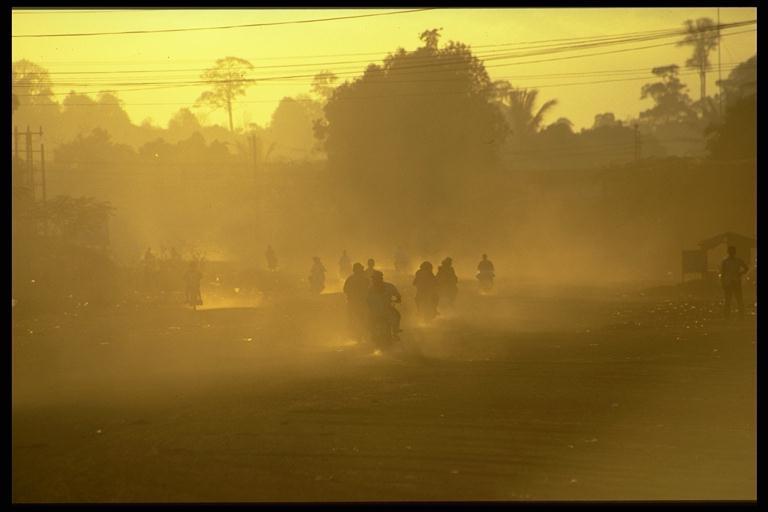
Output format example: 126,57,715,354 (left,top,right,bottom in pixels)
12,6,756,504
12,8,755,130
